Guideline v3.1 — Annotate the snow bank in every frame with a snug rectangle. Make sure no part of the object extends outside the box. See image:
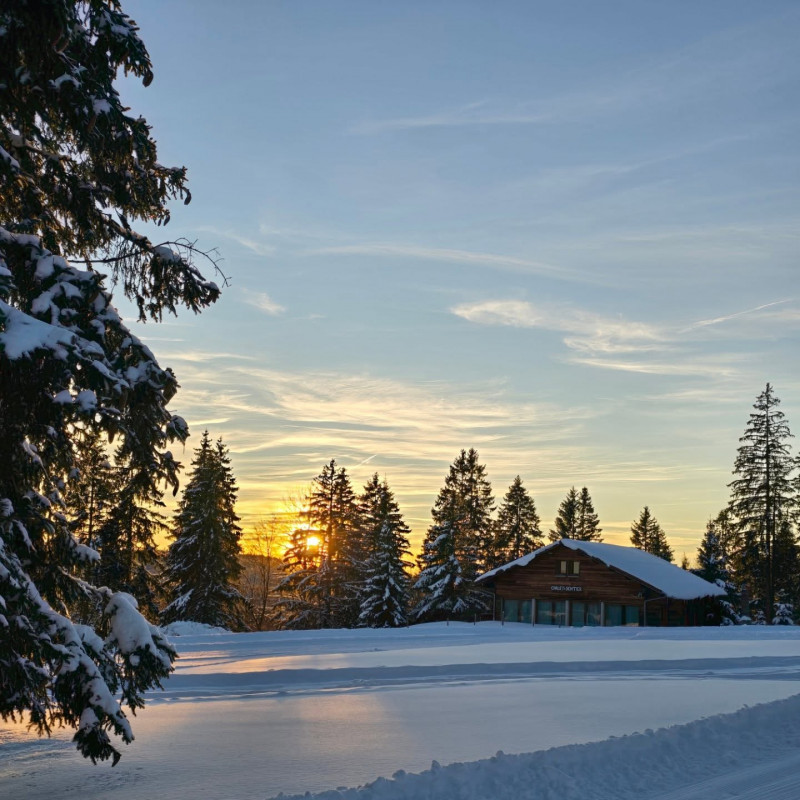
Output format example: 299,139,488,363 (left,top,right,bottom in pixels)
269,693,800,800
160,620,229,636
